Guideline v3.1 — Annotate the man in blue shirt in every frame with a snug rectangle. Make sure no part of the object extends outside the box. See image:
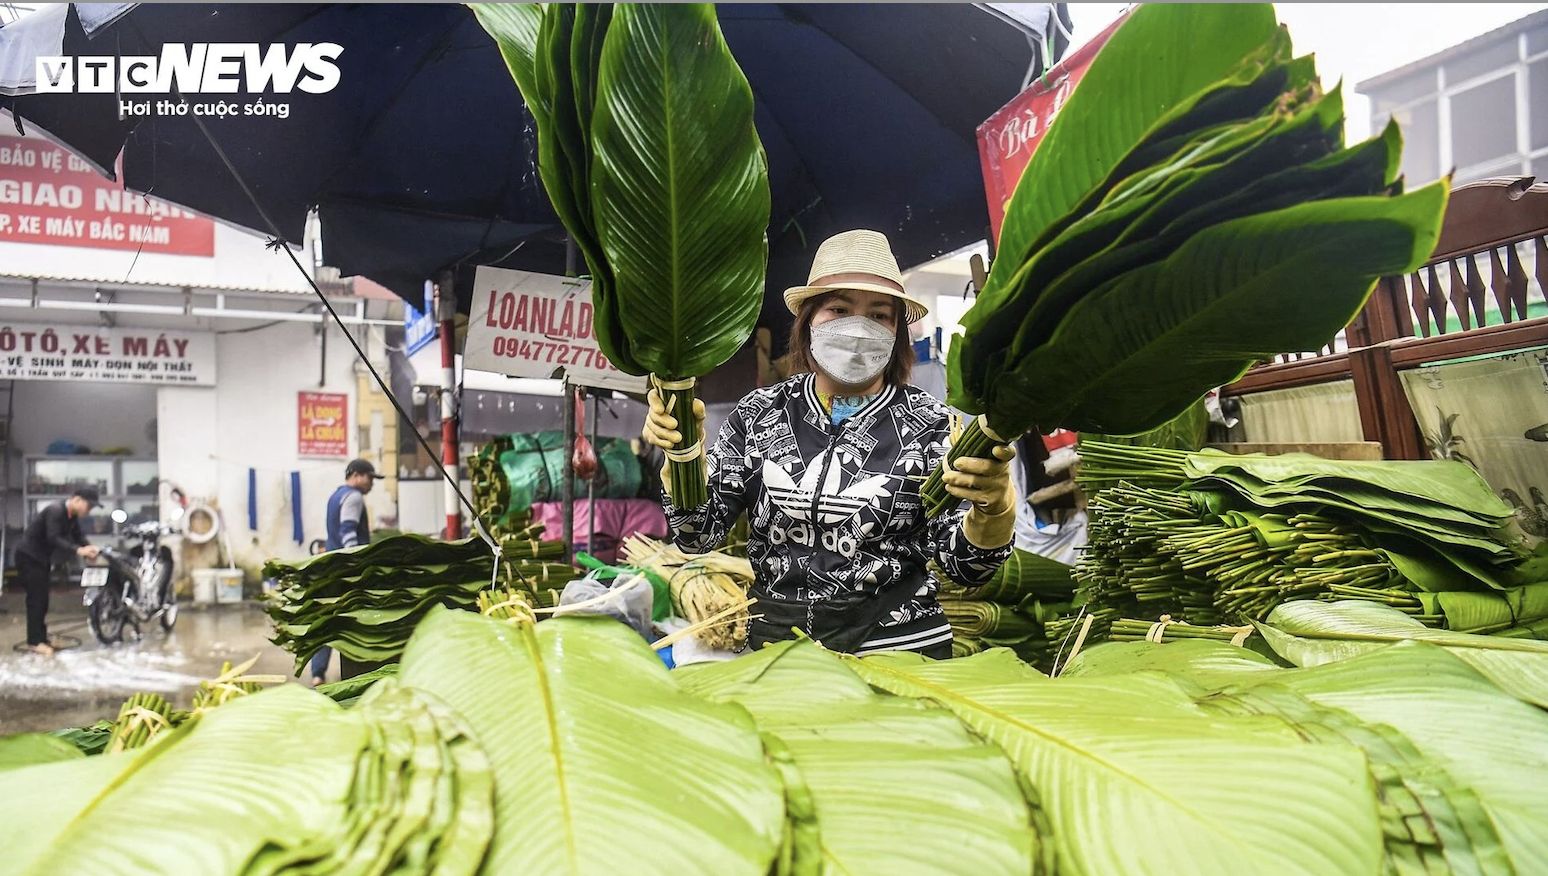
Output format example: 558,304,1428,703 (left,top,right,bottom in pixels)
310,458,383,686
